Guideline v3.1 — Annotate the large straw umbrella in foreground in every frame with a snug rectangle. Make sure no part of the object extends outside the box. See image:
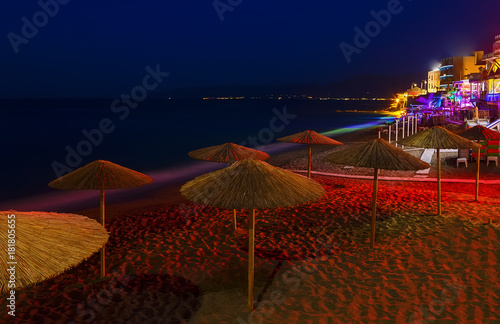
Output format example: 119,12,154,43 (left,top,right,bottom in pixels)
49,160,153,278
277,130,343,178
188,143,270,230
180,159,325,311
459,125,500,202
325,139,430,248
0,211,108,293
398,126,480,216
